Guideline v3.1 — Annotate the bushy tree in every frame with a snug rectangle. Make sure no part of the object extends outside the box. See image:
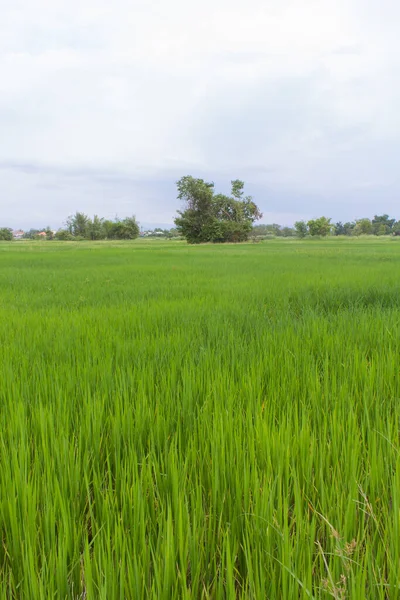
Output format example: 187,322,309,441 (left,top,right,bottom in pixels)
55,229,74,241
101,220,117,239
87,215,106,240
281,227,295,237
252,225,271,238
66,212,90,237
174,176,262,243
111,216,140,240
267,224,282,236
335,221,357,236
174,177,216,243
372,214,395,235
334,222,345,235
307,217,332,237
294,221,308,238
58,214,139,240
0,228,13,241
393,221,400,235
252,224,294,238
166,228,181,238
353,218,372,235
343,222,356,236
